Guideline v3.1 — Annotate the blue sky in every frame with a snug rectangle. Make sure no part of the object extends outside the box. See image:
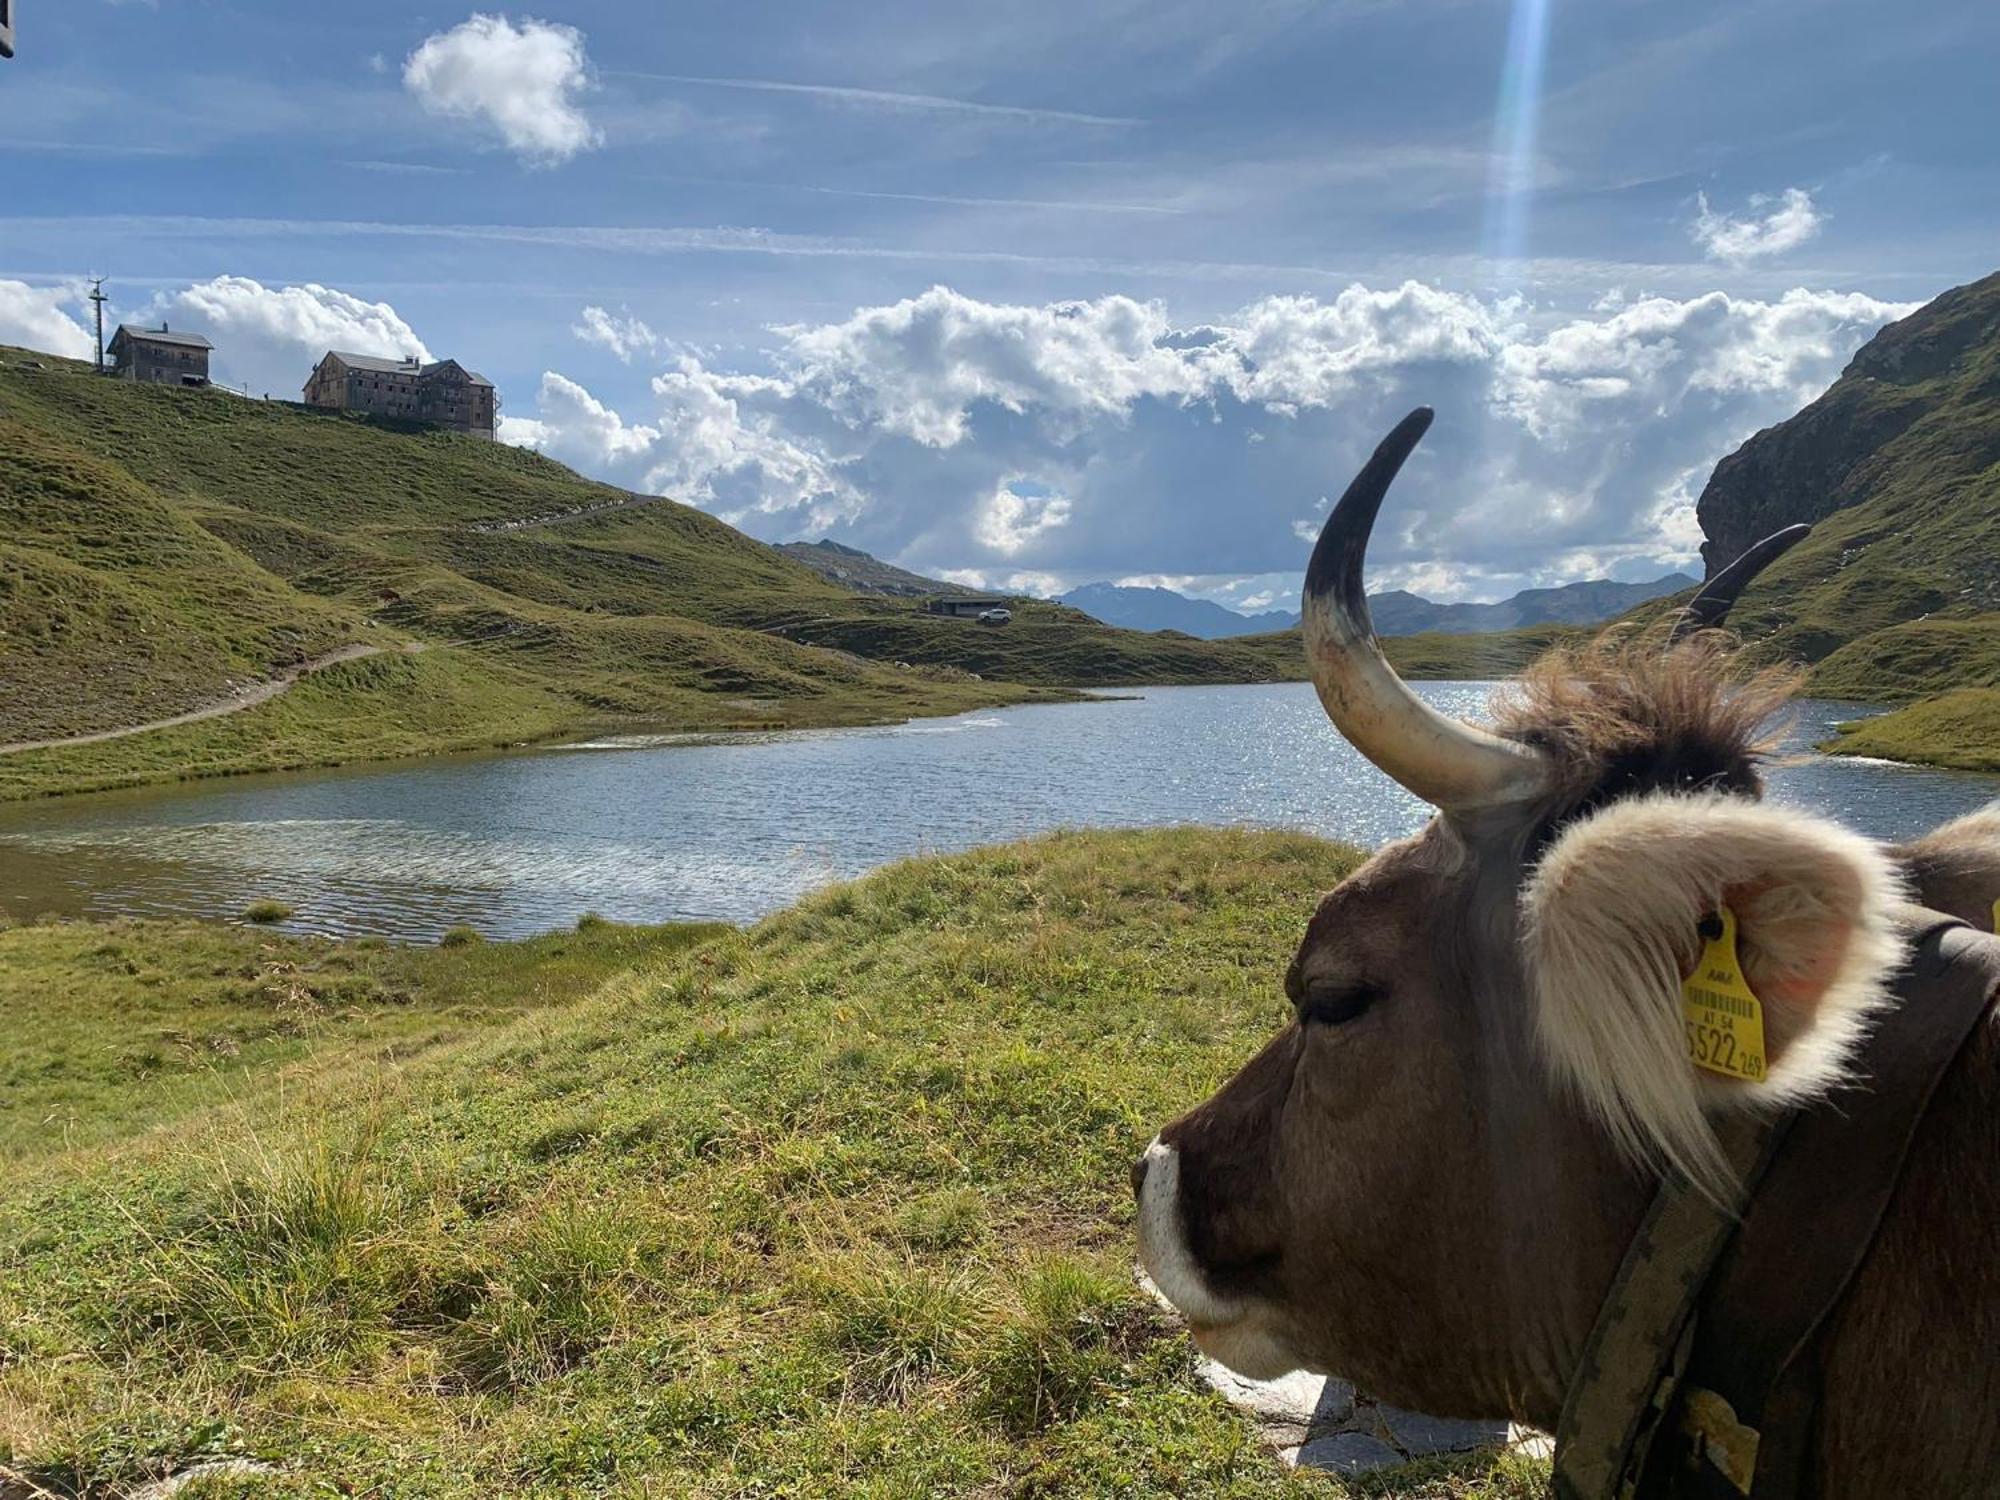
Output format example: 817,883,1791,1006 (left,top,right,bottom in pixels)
4,1,1996,606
